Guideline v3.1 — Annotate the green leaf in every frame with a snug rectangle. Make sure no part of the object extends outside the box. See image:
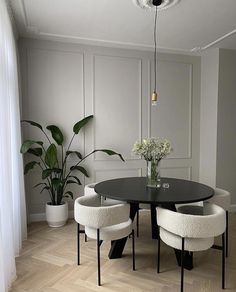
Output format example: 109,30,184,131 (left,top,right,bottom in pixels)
40,186,50,194
64,191,73,199
45,144,58,168
33,182,47,188
66,180,78,185
27,147,43,157
66,150,82,159
52,168,62,174
68,176,81,185
93,149,125,162
70,165,89,177
73,115,93,134
42,168,62,180
46,125,64,145
21,120,43,131
20,140,43,154
42,169,53,179
24,161,40,174
51,178,63,190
